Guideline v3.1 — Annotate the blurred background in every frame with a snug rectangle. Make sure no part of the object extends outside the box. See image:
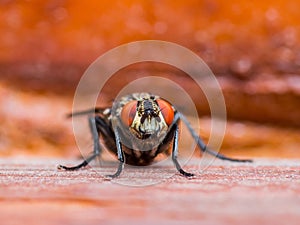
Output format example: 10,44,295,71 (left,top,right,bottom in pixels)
0,0,299,159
